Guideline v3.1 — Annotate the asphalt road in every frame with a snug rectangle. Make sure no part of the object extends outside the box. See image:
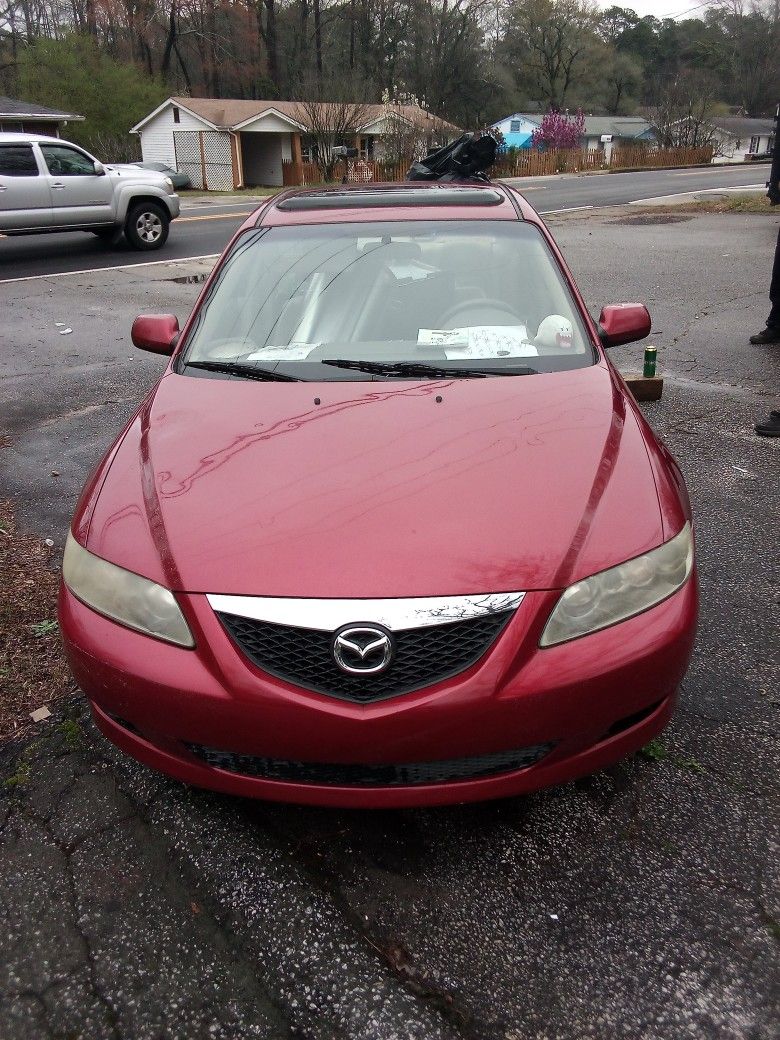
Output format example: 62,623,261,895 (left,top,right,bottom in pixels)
1,208,778,1039
0,163,767,282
